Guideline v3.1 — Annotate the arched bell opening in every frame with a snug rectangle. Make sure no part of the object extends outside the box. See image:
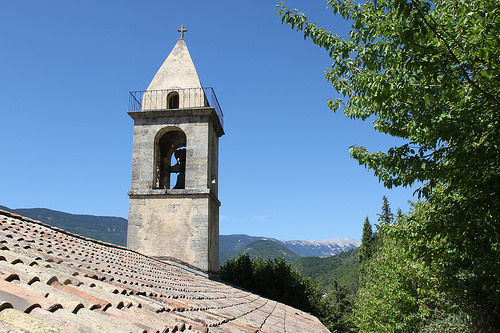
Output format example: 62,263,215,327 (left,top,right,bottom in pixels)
154,128,187,189
167,92,179,109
